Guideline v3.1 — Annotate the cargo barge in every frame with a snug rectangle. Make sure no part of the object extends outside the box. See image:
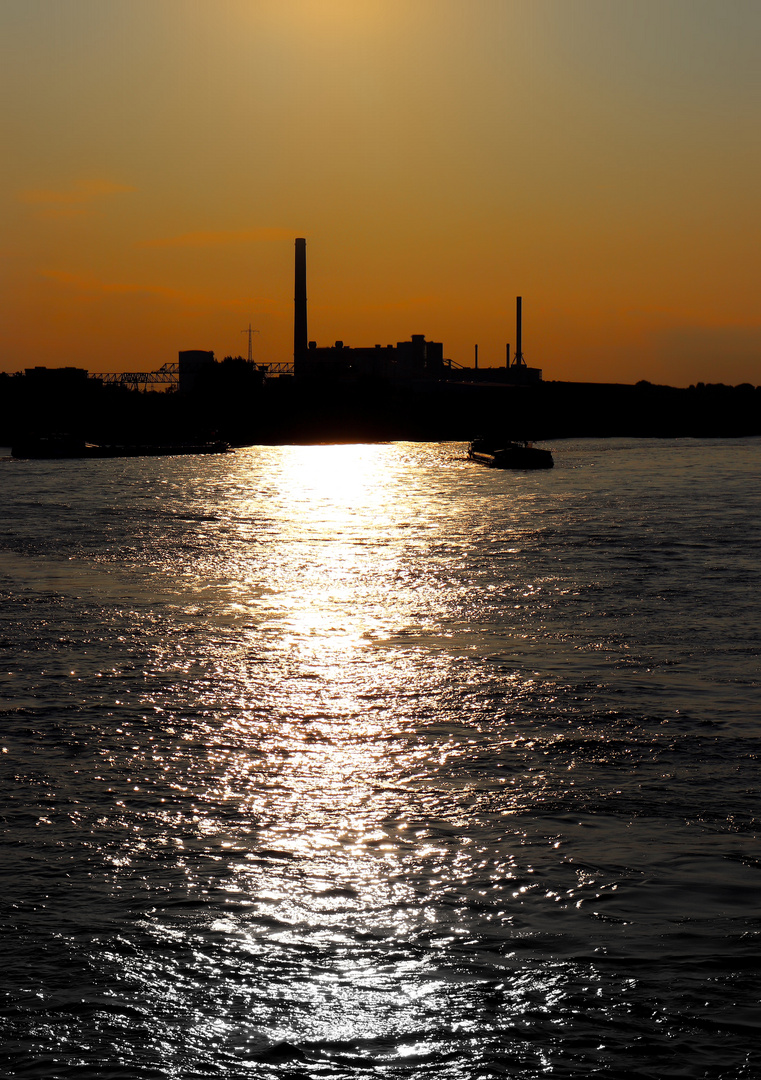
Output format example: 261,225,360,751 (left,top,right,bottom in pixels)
467,438,554,469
